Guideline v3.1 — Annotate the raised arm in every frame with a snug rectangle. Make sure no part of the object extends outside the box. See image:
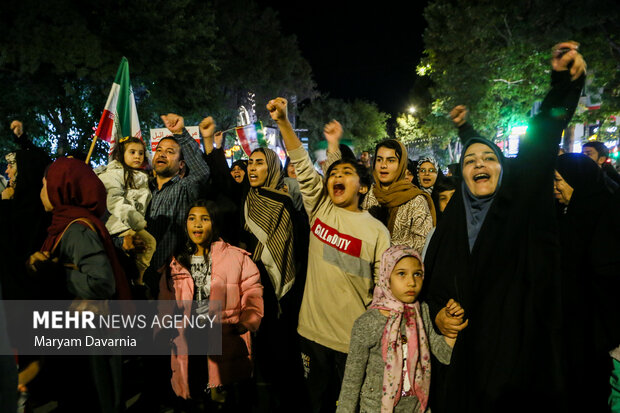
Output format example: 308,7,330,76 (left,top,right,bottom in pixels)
517,42,586,170
267,98,326,216
161,113,210,183
322,120,344,175
449,106,482,144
